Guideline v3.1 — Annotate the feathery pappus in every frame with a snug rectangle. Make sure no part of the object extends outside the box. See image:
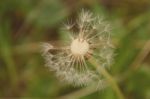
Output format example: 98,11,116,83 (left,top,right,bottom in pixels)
41,9,114,87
